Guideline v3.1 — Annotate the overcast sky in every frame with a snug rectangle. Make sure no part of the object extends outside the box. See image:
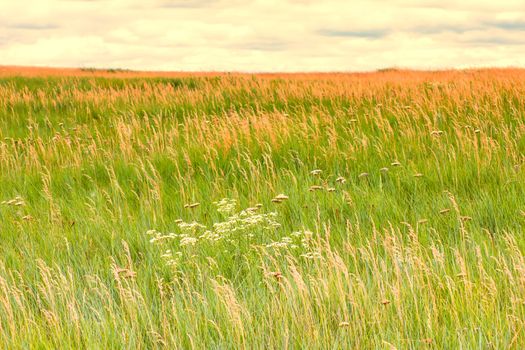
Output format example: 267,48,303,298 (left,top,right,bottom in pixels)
1,0,525,72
